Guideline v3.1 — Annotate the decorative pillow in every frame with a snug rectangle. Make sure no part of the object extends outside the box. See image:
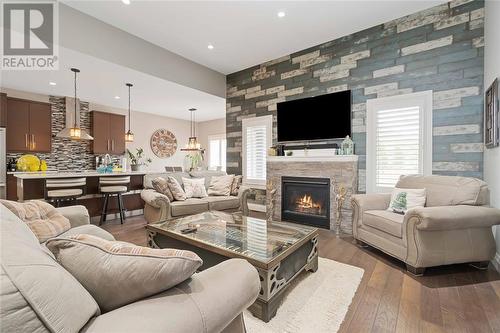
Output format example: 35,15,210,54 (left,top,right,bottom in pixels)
152,177,174,201
230,175,243,196
167,176,187,201
182,177,208,198
387,188,426,214
0,199,70,243
46,234,203,312
207,175,235,196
